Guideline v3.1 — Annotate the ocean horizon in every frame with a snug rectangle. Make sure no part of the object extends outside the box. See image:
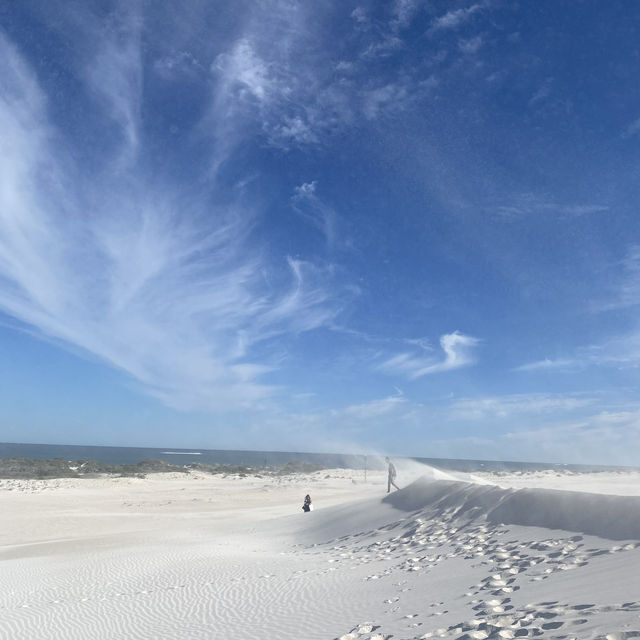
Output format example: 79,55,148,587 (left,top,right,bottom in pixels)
0,441,635,473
